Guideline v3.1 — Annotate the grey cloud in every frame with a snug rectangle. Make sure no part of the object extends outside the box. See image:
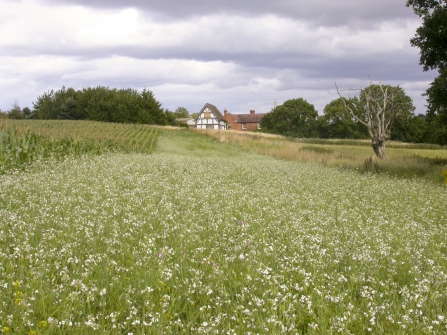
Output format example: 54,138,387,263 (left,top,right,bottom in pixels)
0,0,430,115
41,0,416,25
1,41,428,85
